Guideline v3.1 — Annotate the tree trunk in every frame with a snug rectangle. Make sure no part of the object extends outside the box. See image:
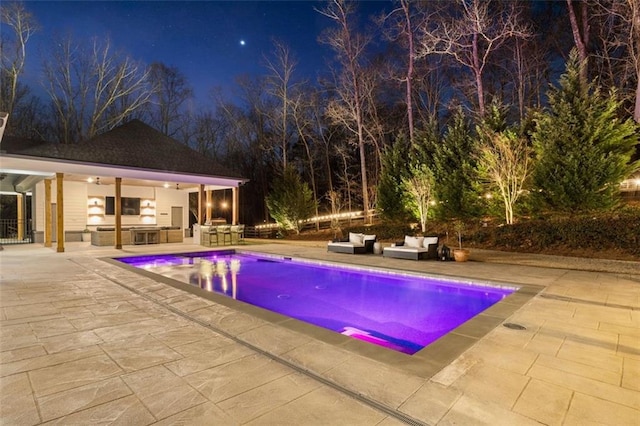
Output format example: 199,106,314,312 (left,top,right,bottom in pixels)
635,76,640,123
566,0,589,85
472,31,485,116
402,0,415,143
